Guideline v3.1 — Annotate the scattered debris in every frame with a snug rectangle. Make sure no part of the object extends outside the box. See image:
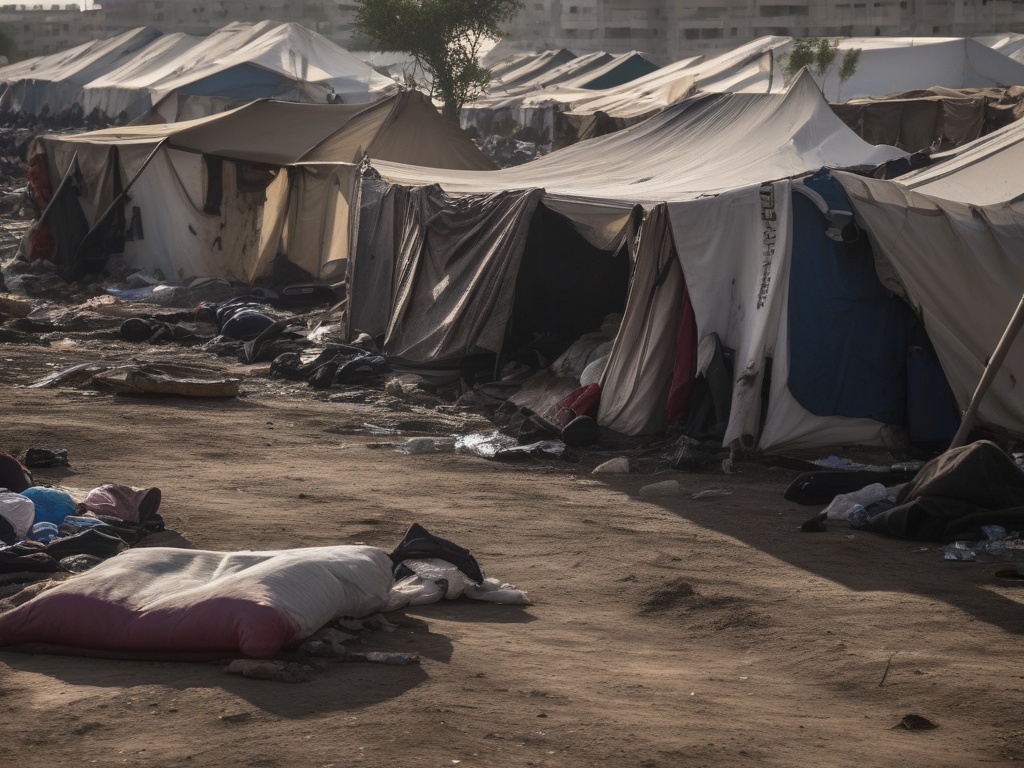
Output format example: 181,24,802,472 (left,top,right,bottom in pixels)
344,651,420,665
593,457,630,474
895,714,938,731
29,362,242,397
639,480,680,498
691,488,733,500
23,447,69,468
225,660,315,684
217,711,254,723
